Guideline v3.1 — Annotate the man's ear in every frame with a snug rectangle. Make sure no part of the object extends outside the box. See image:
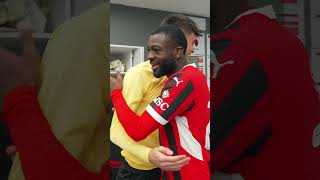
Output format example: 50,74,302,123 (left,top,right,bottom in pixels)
175,47,184,59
